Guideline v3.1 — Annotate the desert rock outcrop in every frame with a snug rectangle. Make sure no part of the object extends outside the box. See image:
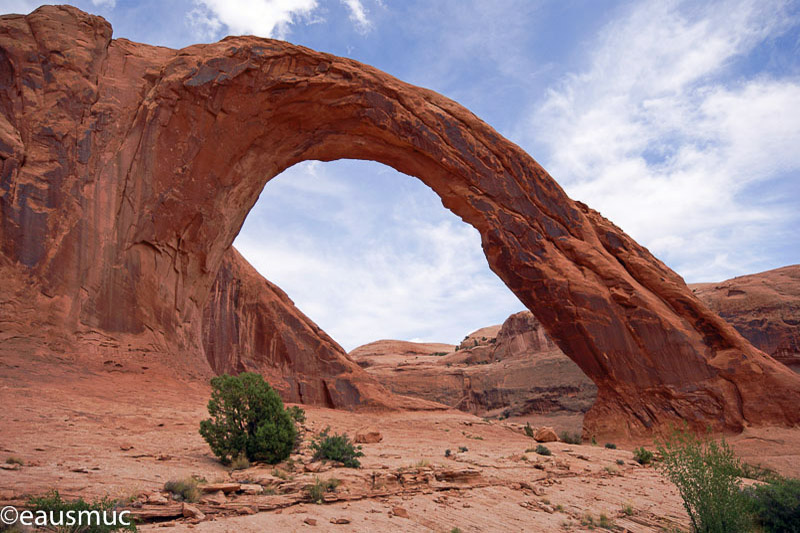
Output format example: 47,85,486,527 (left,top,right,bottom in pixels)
2,6,799,437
